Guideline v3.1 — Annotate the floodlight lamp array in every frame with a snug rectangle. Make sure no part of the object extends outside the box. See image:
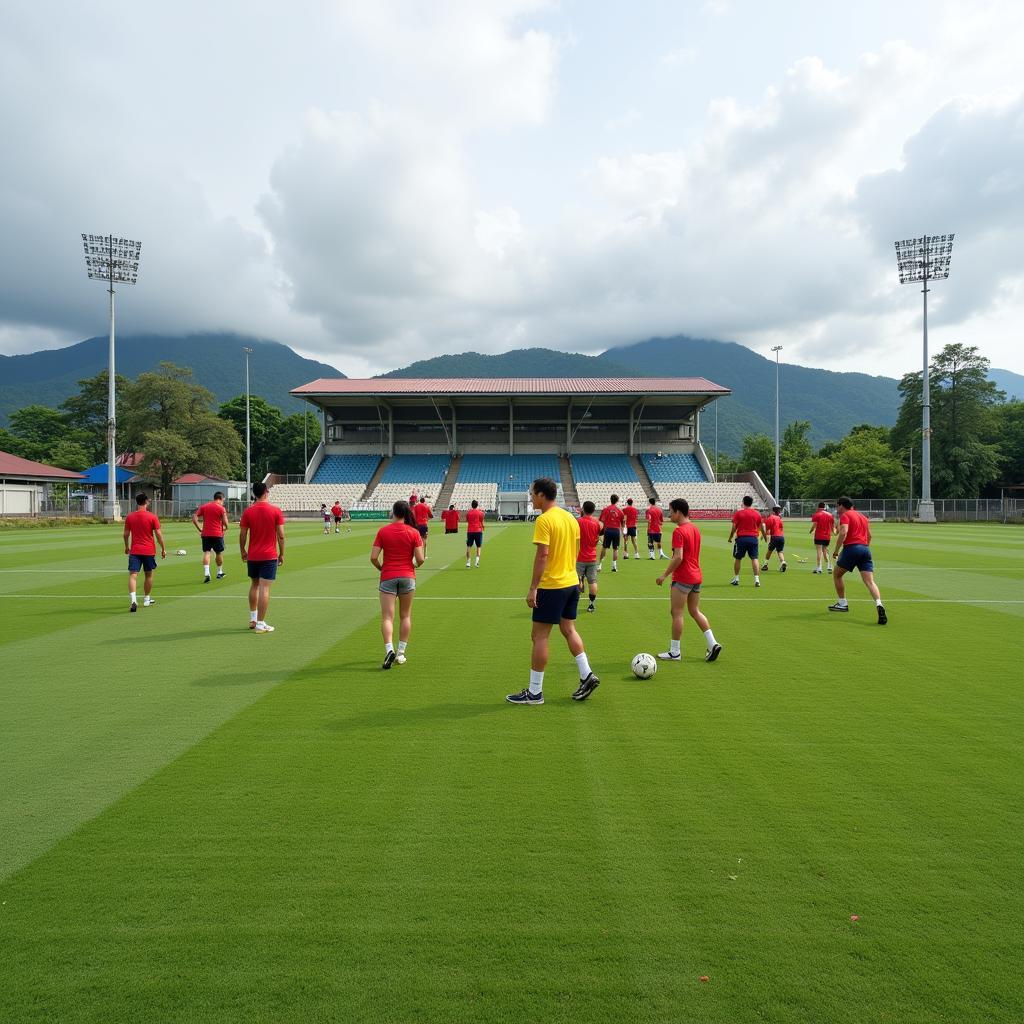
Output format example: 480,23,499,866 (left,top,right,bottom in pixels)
81,234,142,285
894,233,955,284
